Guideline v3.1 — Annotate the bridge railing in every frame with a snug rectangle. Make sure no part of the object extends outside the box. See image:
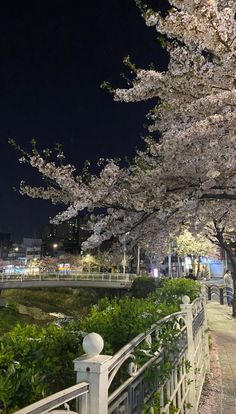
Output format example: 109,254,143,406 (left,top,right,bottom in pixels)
1,272,136,283
14,293,209,414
